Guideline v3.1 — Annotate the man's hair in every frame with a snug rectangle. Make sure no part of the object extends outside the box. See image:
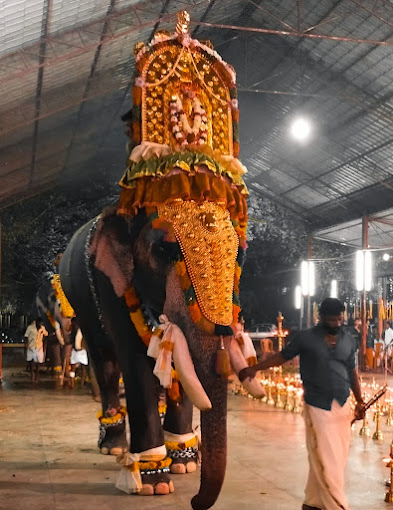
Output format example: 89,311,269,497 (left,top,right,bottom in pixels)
319,298,345,317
